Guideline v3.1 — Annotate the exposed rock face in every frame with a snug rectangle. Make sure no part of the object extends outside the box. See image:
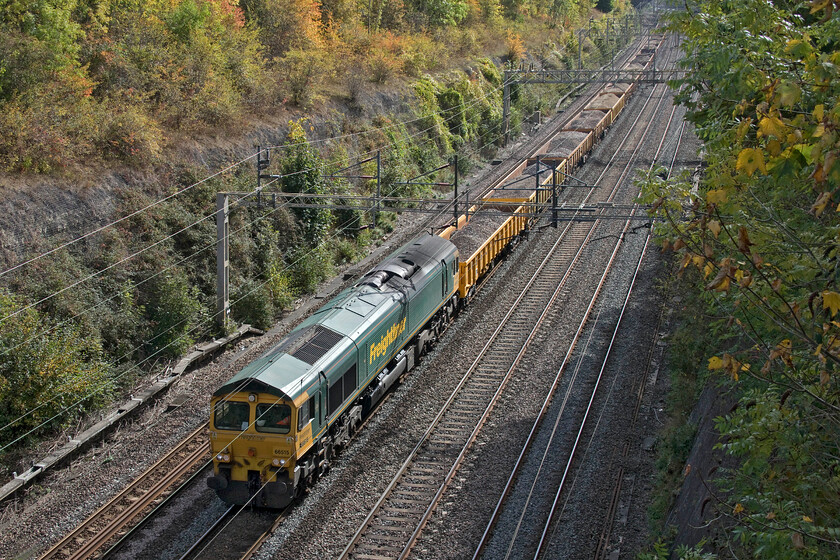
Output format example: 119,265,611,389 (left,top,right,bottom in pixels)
0,89,410,270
